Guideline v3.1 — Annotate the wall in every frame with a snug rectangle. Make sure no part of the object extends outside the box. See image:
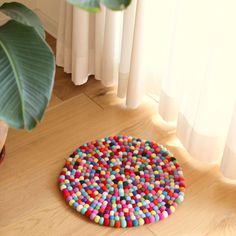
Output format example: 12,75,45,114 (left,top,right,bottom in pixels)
0,0,59,37
36,0,59,37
